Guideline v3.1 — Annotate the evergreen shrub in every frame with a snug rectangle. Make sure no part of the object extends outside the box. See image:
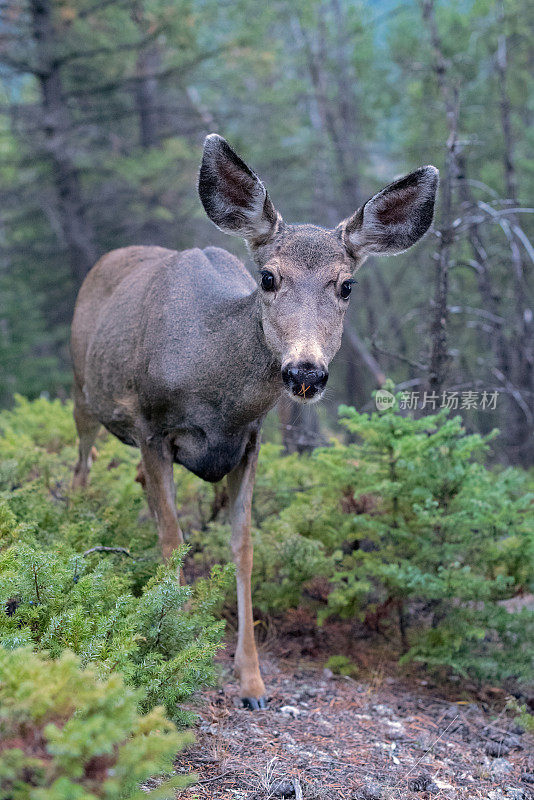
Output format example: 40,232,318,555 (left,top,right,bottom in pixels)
0,648,191,799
